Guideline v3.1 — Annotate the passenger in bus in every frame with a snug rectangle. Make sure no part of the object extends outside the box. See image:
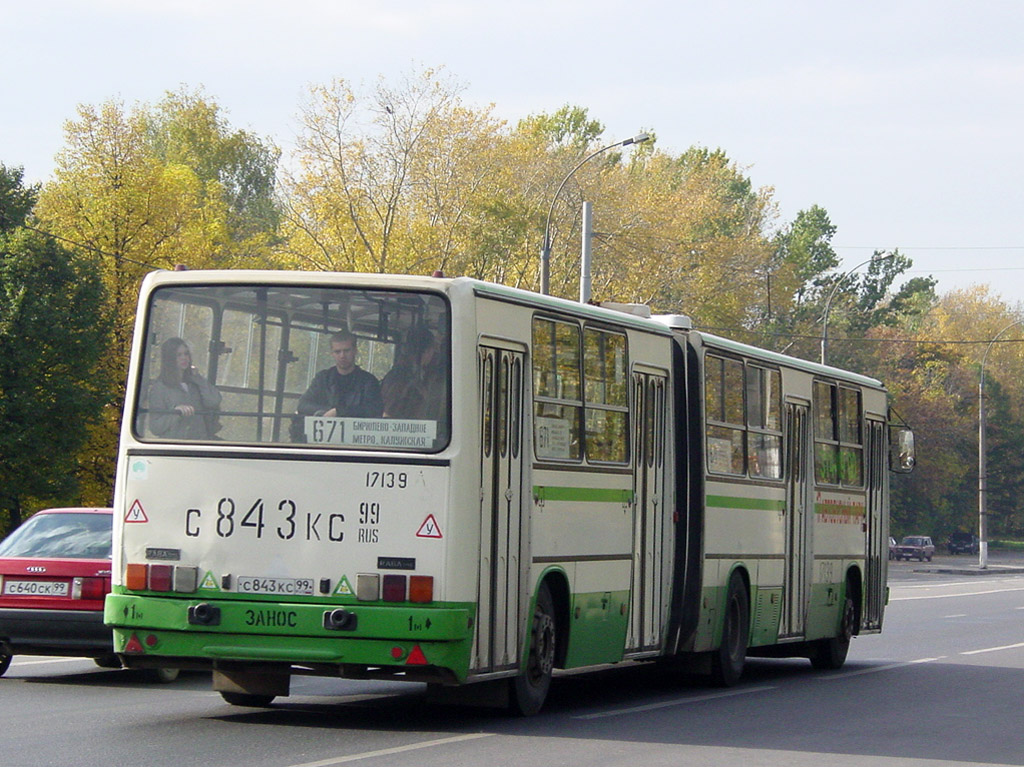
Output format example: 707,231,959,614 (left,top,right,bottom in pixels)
294,330,383,429
381,325,446,421
147,337,222,440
